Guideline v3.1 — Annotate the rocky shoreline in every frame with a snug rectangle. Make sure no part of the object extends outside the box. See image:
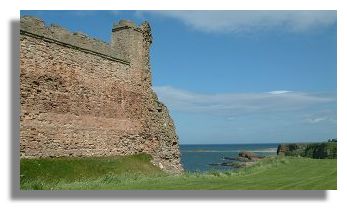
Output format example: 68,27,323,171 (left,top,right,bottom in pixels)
209,151,264,168
205,140,337,170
